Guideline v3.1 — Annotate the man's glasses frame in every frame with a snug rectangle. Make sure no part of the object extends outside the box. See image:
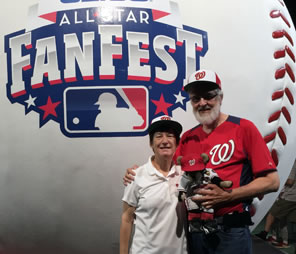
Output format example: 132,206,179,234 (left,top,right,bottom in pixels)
189,89,221,104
